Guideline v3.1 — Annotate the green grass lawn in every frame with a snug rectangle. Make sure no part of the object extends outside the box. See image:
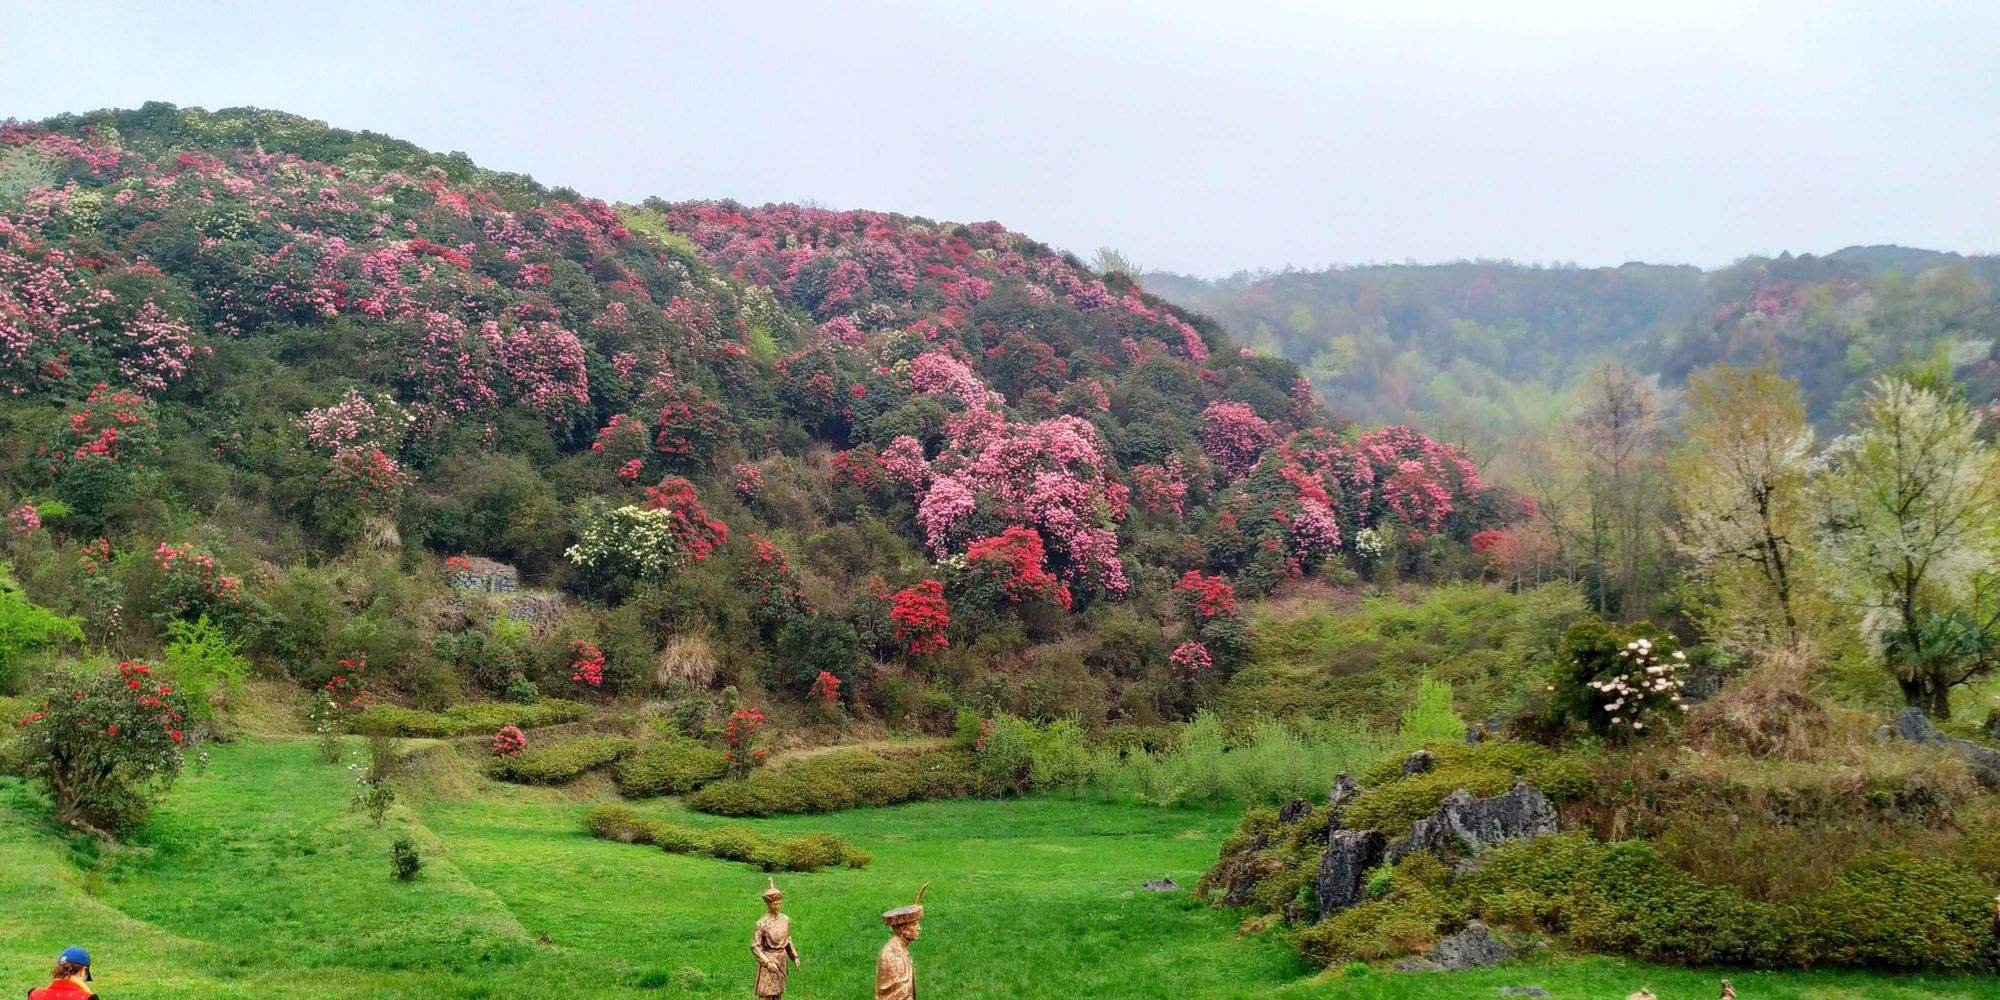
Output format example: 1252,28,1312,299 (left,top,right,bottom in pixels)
2,739,1997,998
